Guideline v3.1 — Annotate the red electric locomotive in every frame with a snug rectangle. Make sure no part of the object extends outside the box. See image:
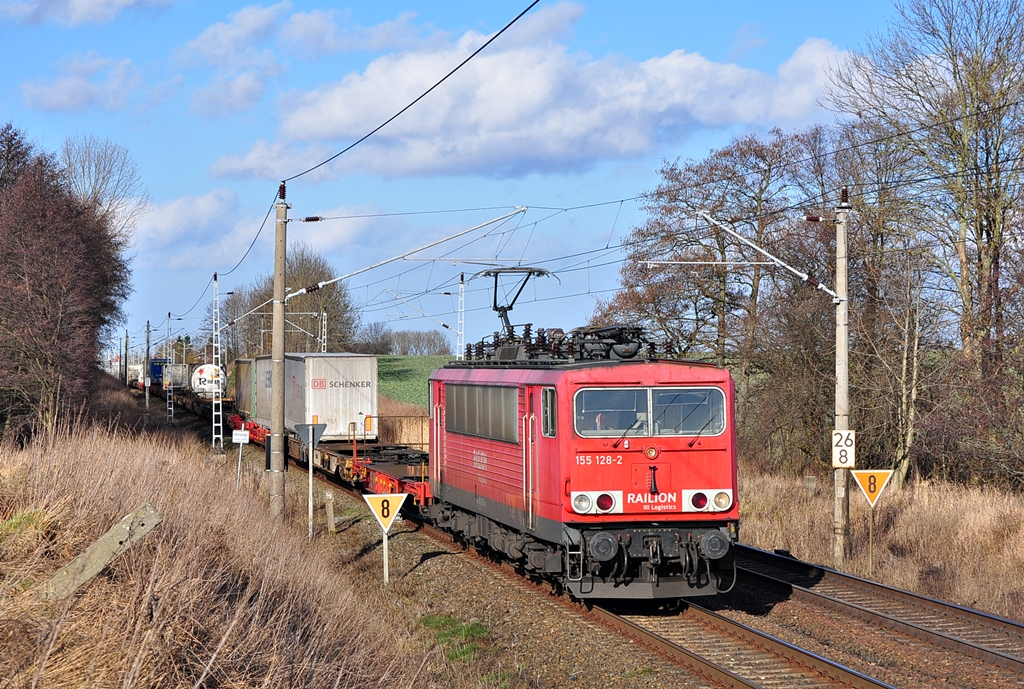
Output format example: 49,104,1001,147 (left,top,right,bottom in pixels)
426,324,739,600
